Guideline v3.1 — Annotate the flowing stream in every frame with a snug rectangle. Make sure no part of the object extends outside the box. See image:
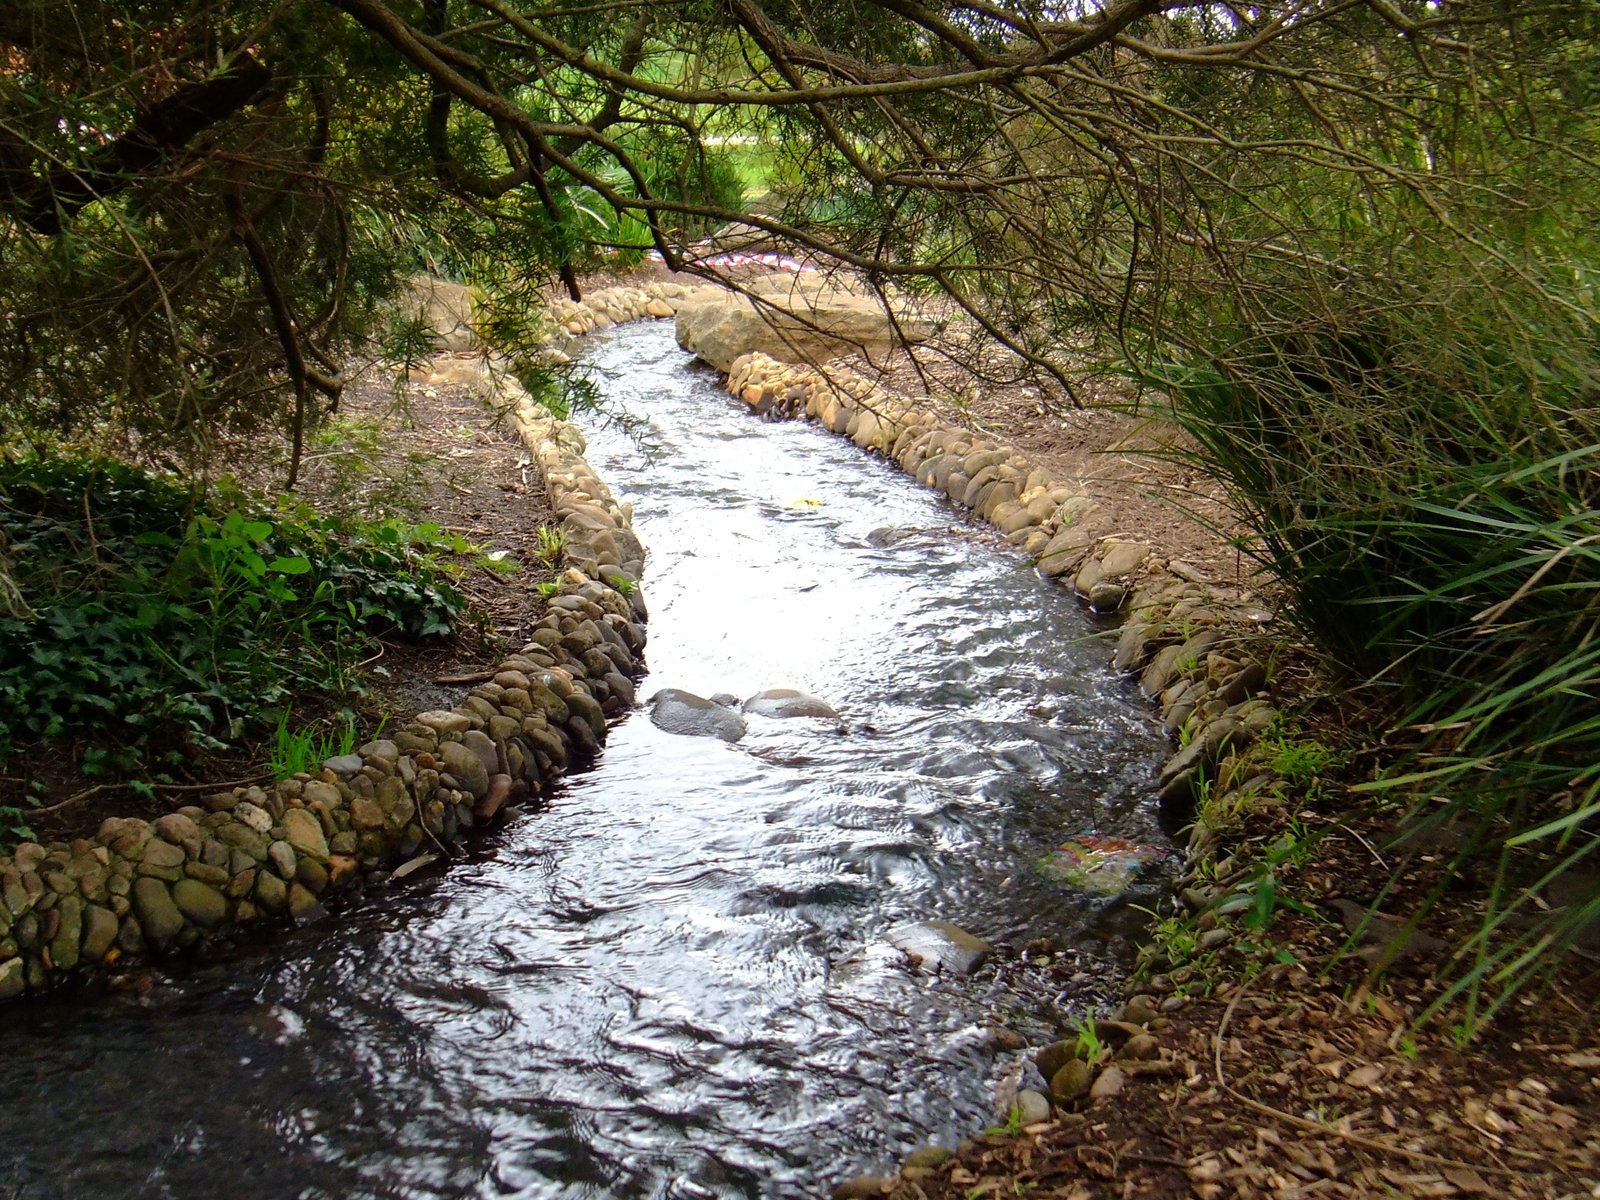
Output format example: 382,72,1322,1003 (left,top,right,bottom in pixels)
1,322,1170,1200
